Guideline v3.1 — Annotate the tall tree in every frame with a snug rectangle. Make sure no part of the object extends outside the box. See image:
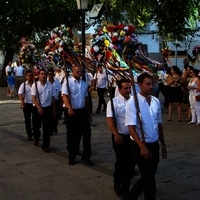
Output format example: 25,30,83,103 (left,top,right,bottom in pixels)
0,0,78,79
100,0,199,41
